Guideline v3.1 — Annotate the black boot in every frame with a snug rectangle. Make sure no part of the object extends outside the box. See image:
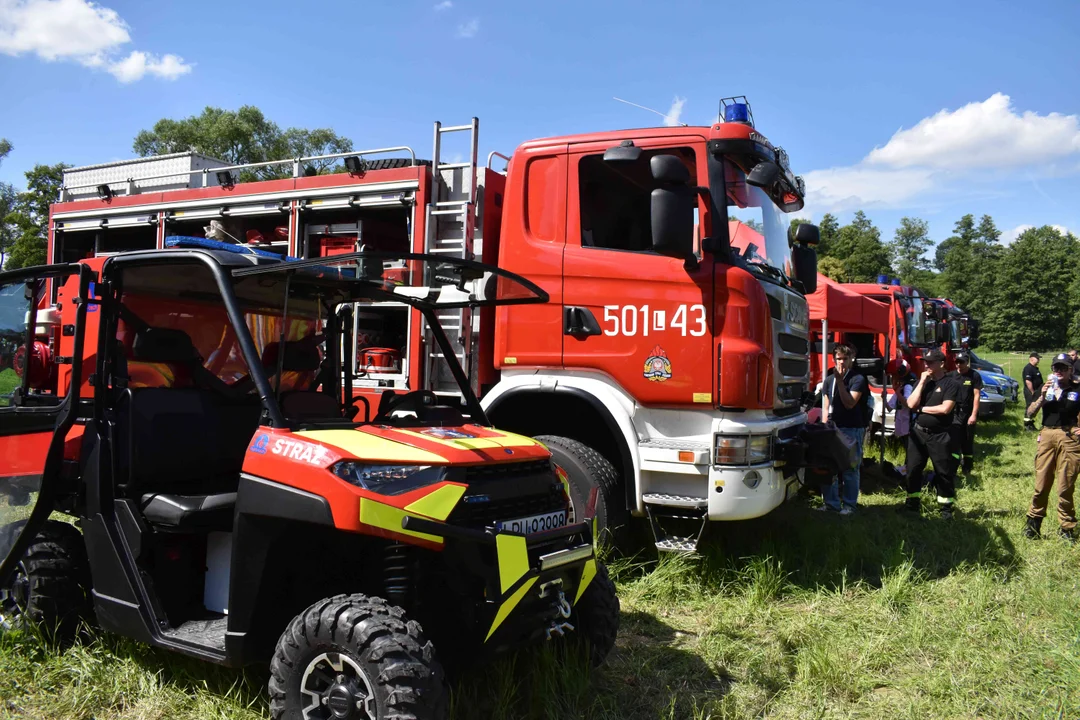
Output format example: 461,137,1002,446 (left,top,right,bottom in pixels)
940,504,955,520
962,458,973,474
902,496,921,514
1023,516,1042,539
1059,527,1076,543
